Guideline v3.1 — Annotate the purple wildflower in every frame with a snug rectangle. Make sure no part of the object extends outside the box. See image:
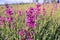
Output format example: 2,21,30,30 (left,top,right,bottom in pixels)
35,3,41,17
36,3,41,8
35,7,41,16
17,27,35,40
6,17,13,24
5,9,12,16
25,7,35,28
17,27,24,36
4,4,13,17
